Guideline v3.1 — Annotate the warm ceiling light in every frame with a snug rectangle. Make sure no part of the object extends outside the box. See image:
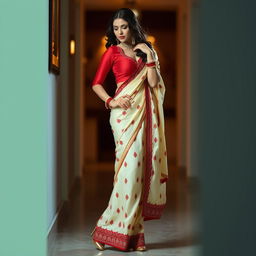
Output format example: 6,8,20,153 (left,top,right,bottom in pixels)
131,8,140,18
70,39,75,55
101,36,106,44
147,35,156,44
